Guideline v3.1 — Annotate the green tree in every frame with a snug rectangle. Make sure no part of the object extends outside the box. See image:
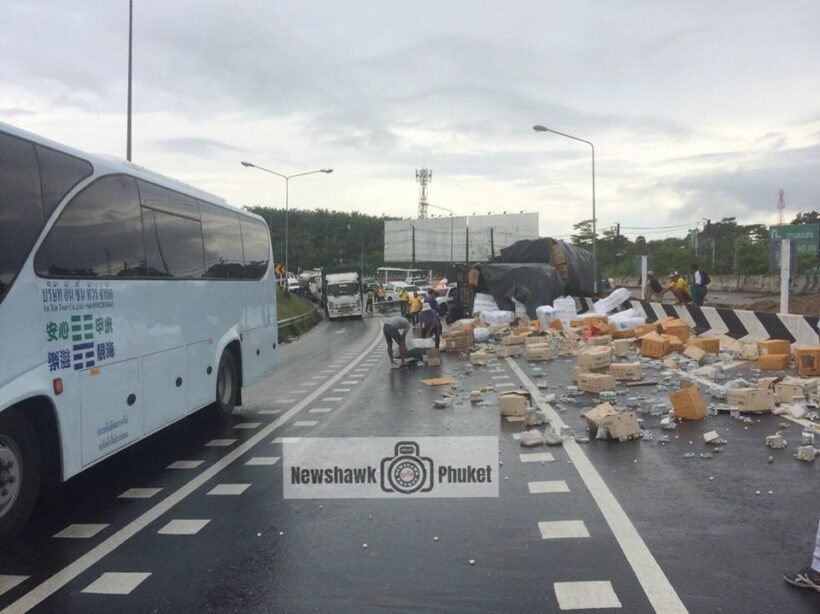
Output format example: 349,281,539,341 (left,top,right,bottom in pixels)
734,236,769,274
